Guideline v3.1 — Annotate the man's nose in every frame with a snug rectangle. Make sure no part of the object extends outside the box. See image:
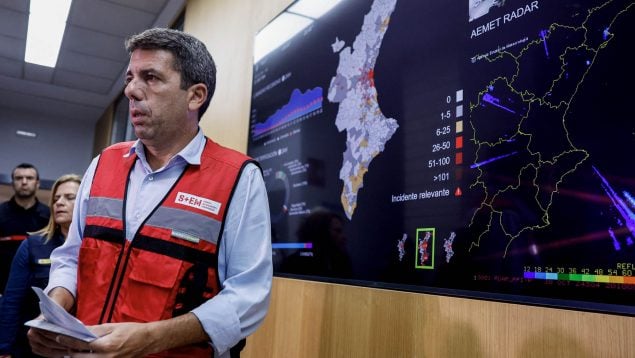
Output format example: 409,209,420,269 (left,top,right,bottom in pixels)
124,78,143,101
